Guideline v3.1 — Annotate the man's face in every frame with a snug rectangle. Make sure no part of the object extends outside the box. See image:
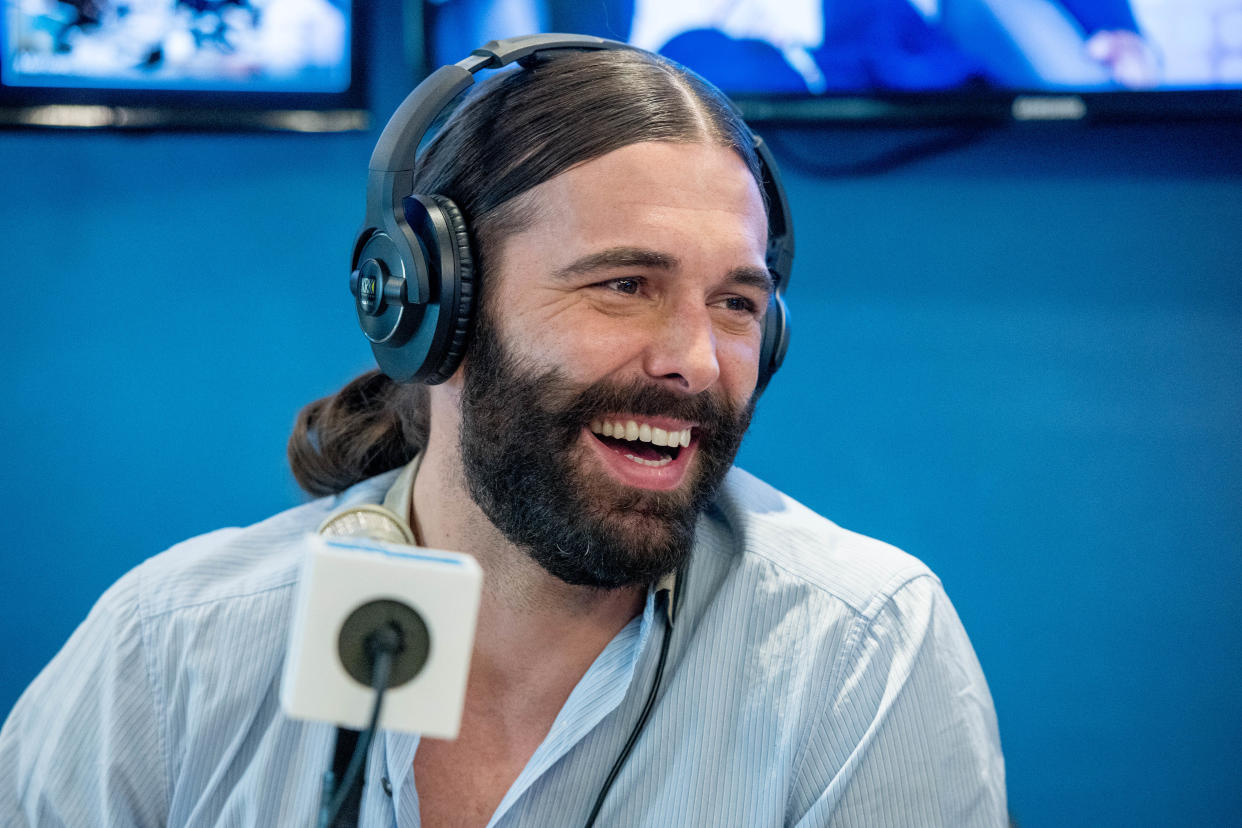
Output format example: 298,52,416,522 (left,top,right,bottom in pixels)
458,141,772,589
